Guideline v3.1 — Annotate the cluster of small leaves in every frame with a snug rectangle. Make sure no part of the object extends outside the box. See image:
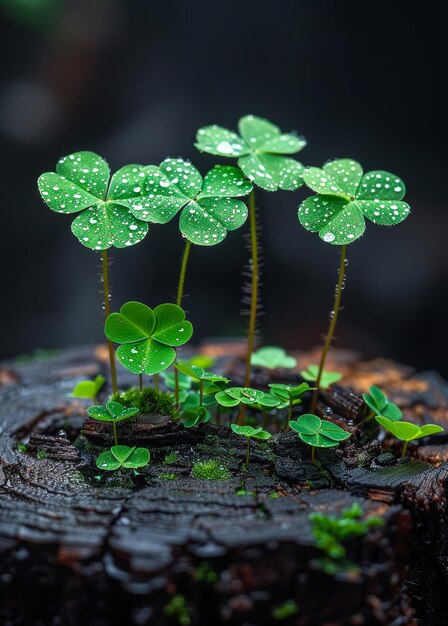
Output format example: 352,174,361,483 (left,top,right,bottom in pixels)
289,414,351,448
105,301,193,375
216,387,279,408
300,365,343,389
230,424,272,440
269,382,314,408
86,400,139,425
70,374,105,402
298,158,411,245
192,459,231,480
112,386,176,417
196,114,306,191
96,445,150,471
309,502,383,574
375,416,444,444
251,346,297,370
363,385,402,421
